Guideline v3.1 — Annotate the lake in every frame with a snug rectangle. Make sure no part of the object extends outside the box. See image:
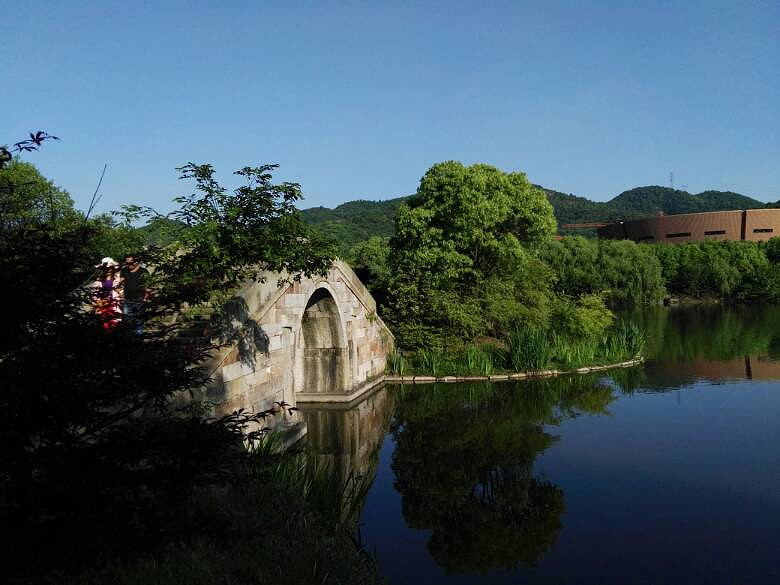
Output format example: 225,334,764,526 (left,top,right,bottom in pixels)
300,305,780,585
